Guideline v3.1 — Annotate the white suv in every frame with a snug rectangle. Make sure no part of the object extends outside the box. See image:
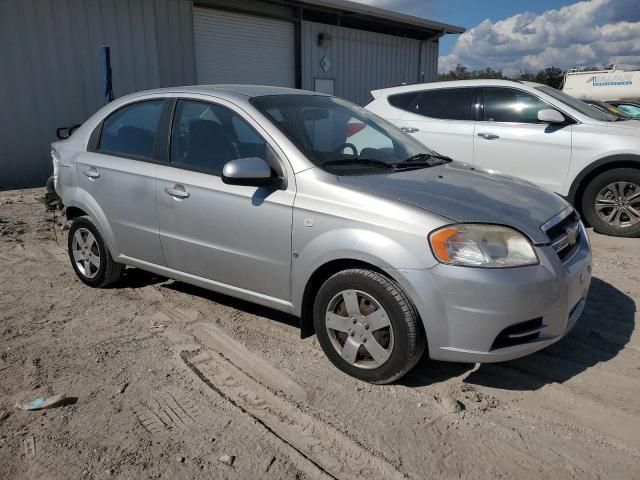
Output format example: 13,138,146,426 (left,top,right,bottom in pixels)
366,79,640,237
